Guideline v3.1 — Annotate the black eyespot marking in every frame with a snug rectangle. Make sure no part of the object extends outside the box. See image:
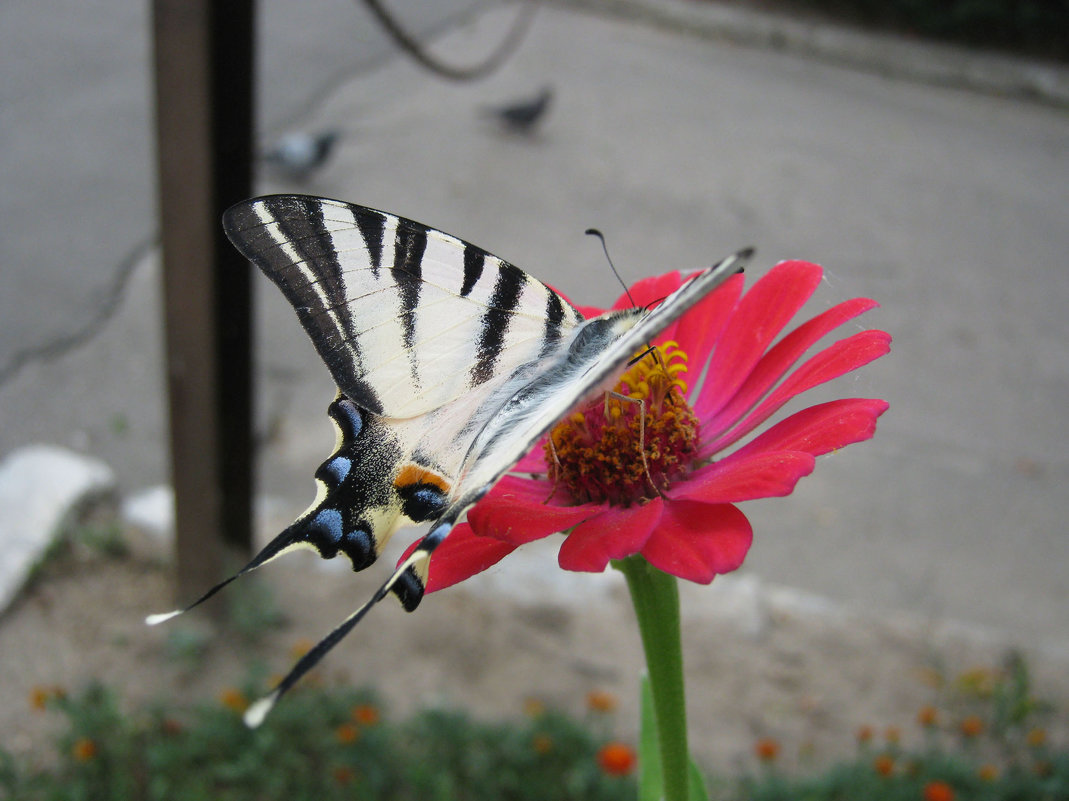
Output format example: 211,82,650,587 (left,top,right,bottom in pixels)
397,483,448,523
330,397,365,442
340,526,375,571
